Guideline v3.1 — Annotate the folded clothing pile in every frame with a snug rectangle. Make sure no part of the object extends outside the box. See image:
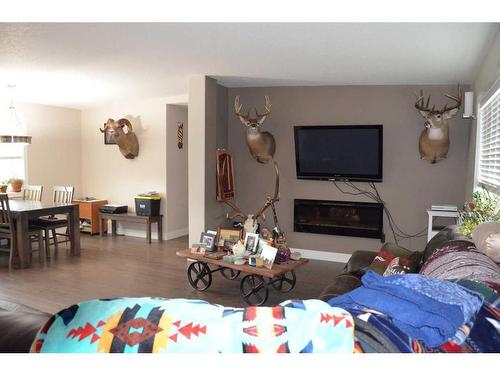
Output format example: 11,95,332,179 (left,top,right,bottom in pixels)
329,271,484,348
